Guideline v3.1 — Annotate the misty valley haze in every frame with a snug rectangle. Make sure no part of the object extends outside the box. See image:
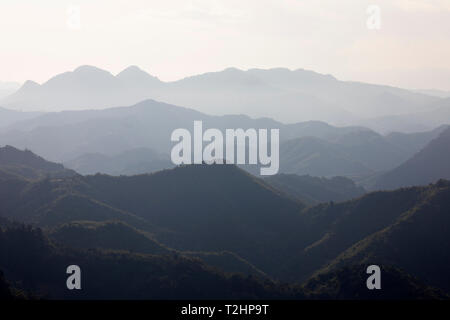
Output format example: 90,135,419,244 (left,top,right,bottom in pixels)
170,121,280,175
2,0,450,313
2,65,448,133
0,67,450,302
